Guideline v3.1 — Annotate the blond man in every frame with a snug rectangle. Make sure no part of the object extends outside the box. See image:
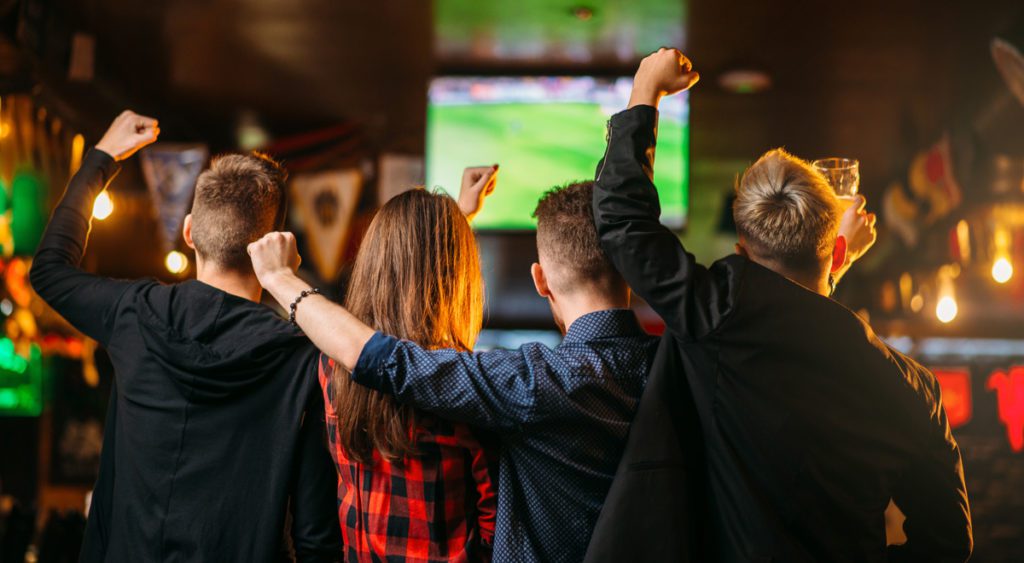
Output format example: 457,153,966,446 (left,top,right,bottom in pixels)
587,49,971,562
